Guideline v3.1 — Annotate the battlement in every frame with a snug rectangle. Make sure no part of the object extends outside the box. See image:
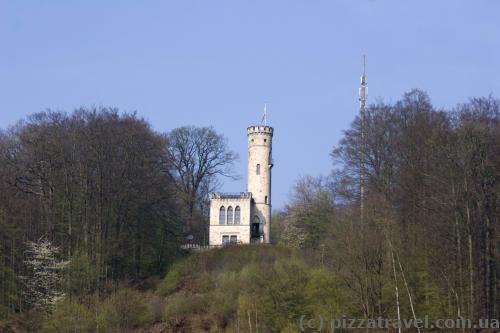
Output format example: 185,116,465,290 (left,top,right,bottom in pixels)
247,125,273,136
210,192,252,200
